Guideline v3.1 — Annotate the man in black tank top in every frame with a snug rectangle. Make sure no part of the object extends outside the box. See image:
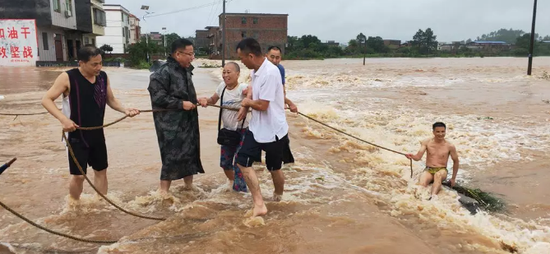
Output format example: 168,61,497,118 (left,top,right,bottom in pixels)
42,45,140,201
